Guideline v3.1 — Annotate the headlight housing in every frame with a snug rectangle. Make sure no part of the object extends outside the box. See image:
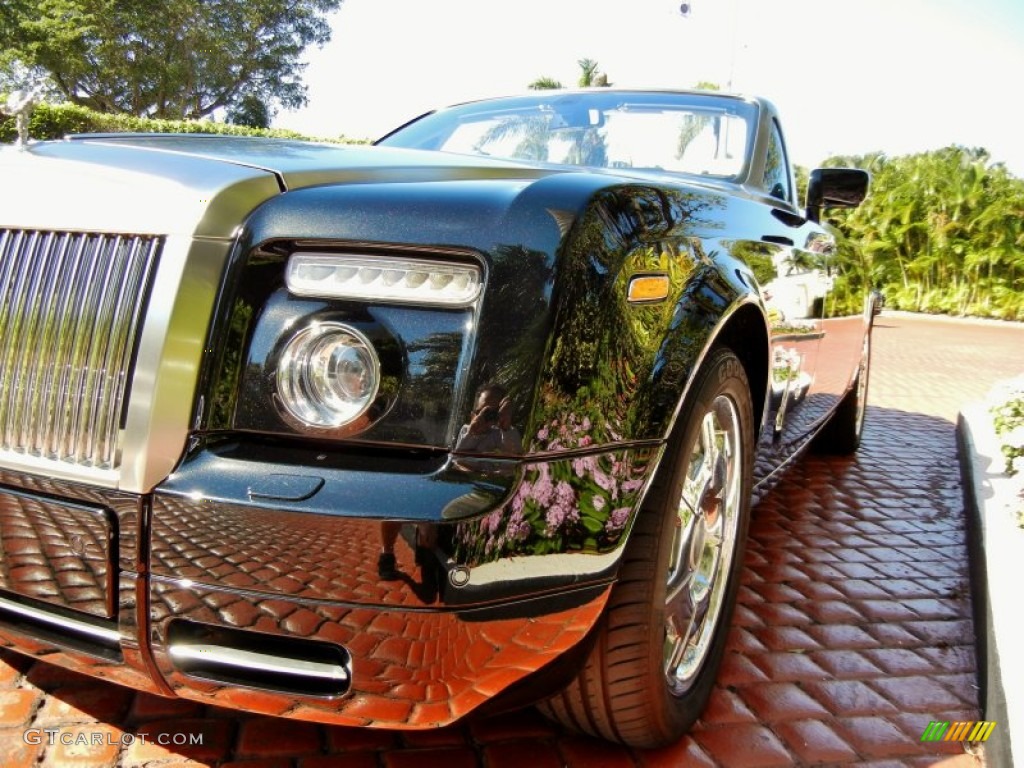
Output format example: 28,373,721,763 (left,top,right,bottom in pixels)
285,252,482,307
276,322,380,429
